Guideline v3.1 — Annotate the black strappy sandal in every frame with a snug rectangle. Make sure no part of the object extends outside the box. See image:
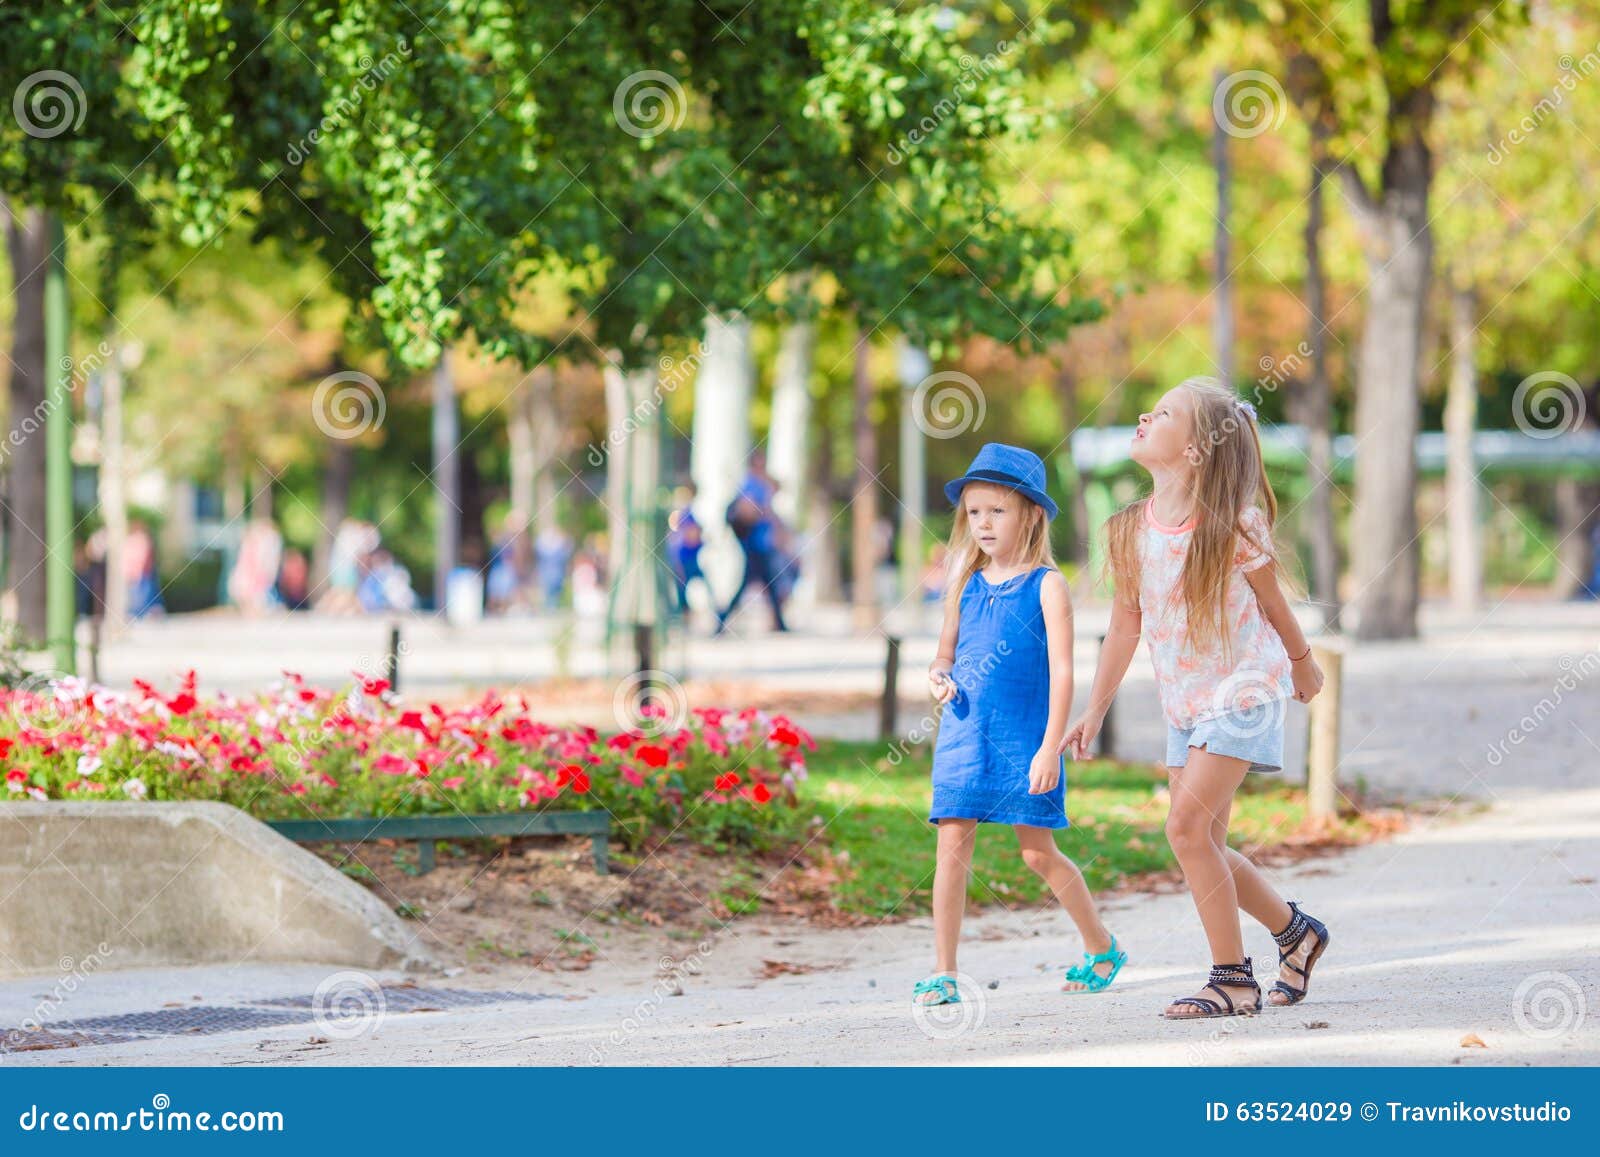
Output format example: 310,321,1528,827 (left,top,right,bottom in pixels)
1163,958,1261,1020
1268,900,1330,1007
